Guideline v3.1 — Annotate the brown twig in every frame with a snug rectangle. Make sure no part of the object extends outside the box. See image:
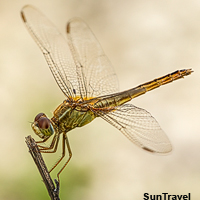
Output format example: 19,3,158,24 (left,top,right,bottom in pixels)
25,135,60,200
